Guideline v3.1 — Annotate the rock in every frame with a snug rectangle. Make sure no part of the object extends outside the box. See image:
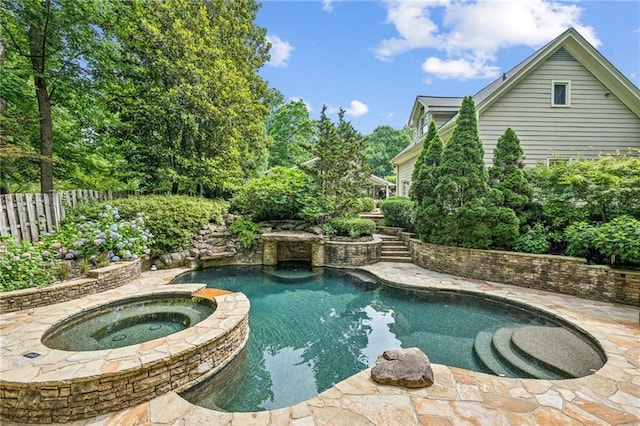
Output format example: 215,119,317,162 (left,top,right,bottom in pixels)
371,347,434,388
